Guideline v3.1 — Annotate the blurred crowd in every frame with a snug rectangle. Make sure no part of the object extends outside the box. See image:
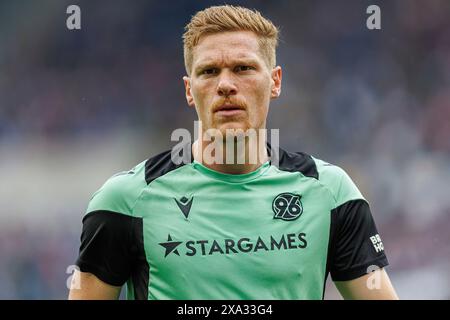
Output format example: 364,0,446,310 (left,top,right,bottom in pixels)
0,0,449,299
